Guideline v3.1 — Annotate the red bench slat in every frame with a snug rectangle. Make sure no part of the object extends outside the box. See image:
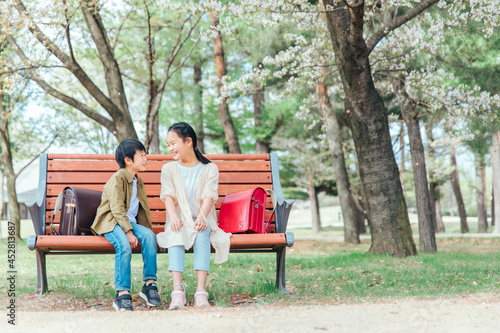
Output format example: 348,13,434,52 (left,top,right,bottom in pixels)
35,233,287,252
48,160,271,172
